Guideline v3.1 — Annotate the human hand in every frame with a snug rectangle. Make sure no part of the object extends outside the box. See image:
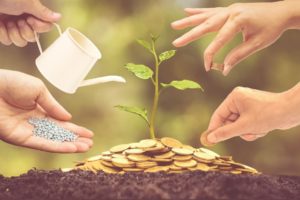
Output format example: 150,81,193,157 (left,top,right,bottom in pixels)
201,84,300,146
0,0,61,47
0,70,93,153
171,1,300,75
